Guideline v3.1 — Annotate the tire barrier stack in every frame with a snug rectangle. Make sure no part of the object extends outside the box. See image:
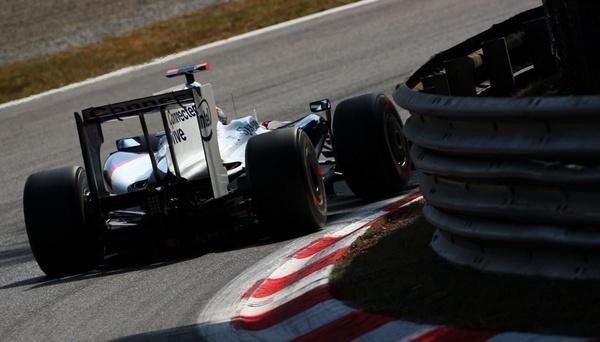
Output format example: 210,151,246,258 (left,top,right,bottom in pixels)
394,6,600,279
